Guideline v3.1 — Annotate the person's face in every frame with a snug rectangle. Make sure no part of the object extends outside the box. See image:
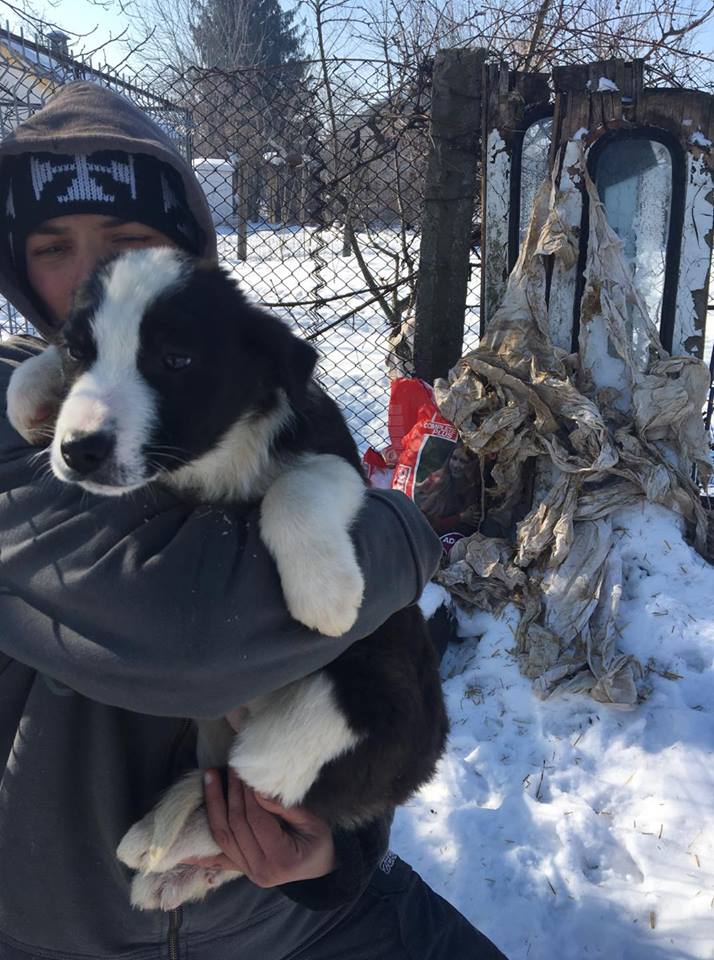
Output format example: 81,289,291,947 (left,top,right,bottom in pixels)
25,214,176,325
449,444,473,477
